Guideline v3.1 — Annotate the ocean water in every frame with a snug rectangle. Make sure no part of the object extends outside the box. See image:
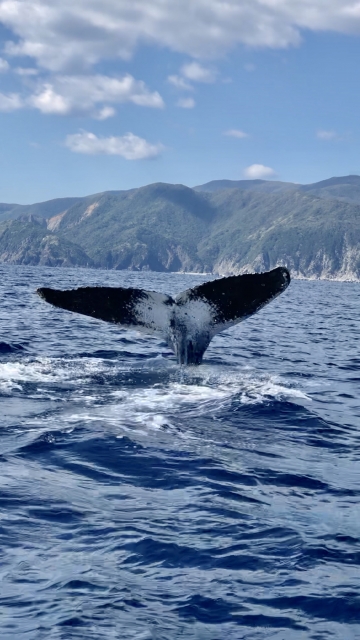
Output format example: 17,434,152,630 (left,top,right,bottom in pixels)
0,264,359,640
